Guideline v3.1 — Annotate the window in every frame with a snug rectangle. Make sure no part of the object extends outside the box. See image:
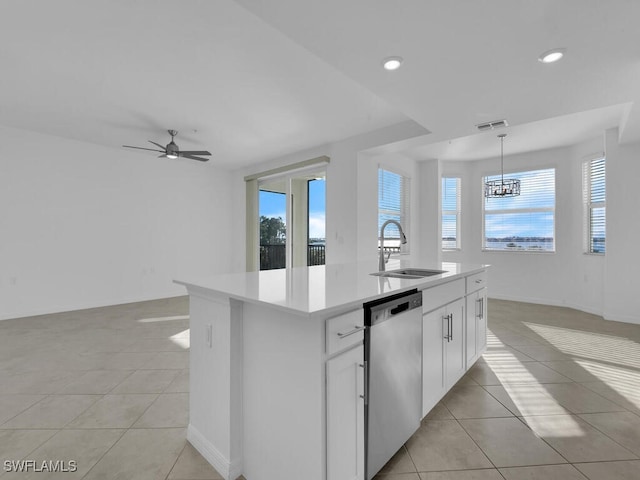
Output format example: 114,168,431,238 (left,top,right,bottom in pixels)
258,169,326,270
378,168,410,253
583,157,605,254
483,168,555,252
245,156,329,271
442,177,461,250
